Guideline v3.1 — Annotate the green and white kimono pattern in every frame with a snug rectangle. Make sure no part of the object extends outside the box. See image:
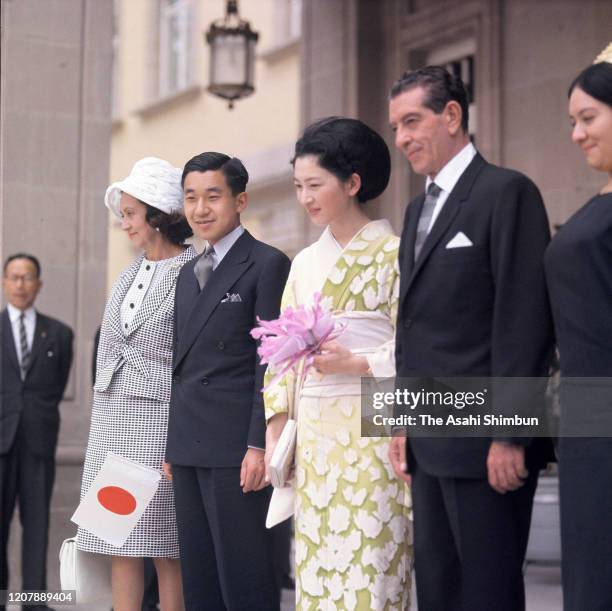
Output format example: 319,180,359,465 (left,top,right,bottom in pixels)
265,220,412,610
